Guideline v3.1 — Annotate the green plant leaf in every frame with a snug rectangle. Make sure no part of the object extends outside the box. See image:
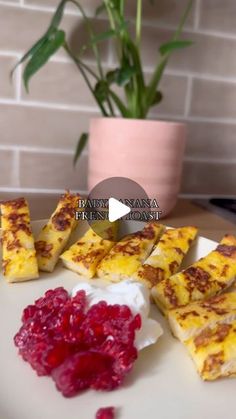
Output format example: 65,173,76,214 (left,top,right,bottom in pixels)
151,90,163,106
73,132,88,166
159,40,193,56
125,39,145,89
23,30,65,91
174,0,193,40
92,29,116,44
106,66,136,87
94,80,109,102
11,0,68,78
108,89,132,118
144,0,193,116
116,66,136,86
50,0,67,30
106,69,119,85
144,55,168,115
95,3,106,16
107,0,121,12
90,20,127,46
11,35,48,77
